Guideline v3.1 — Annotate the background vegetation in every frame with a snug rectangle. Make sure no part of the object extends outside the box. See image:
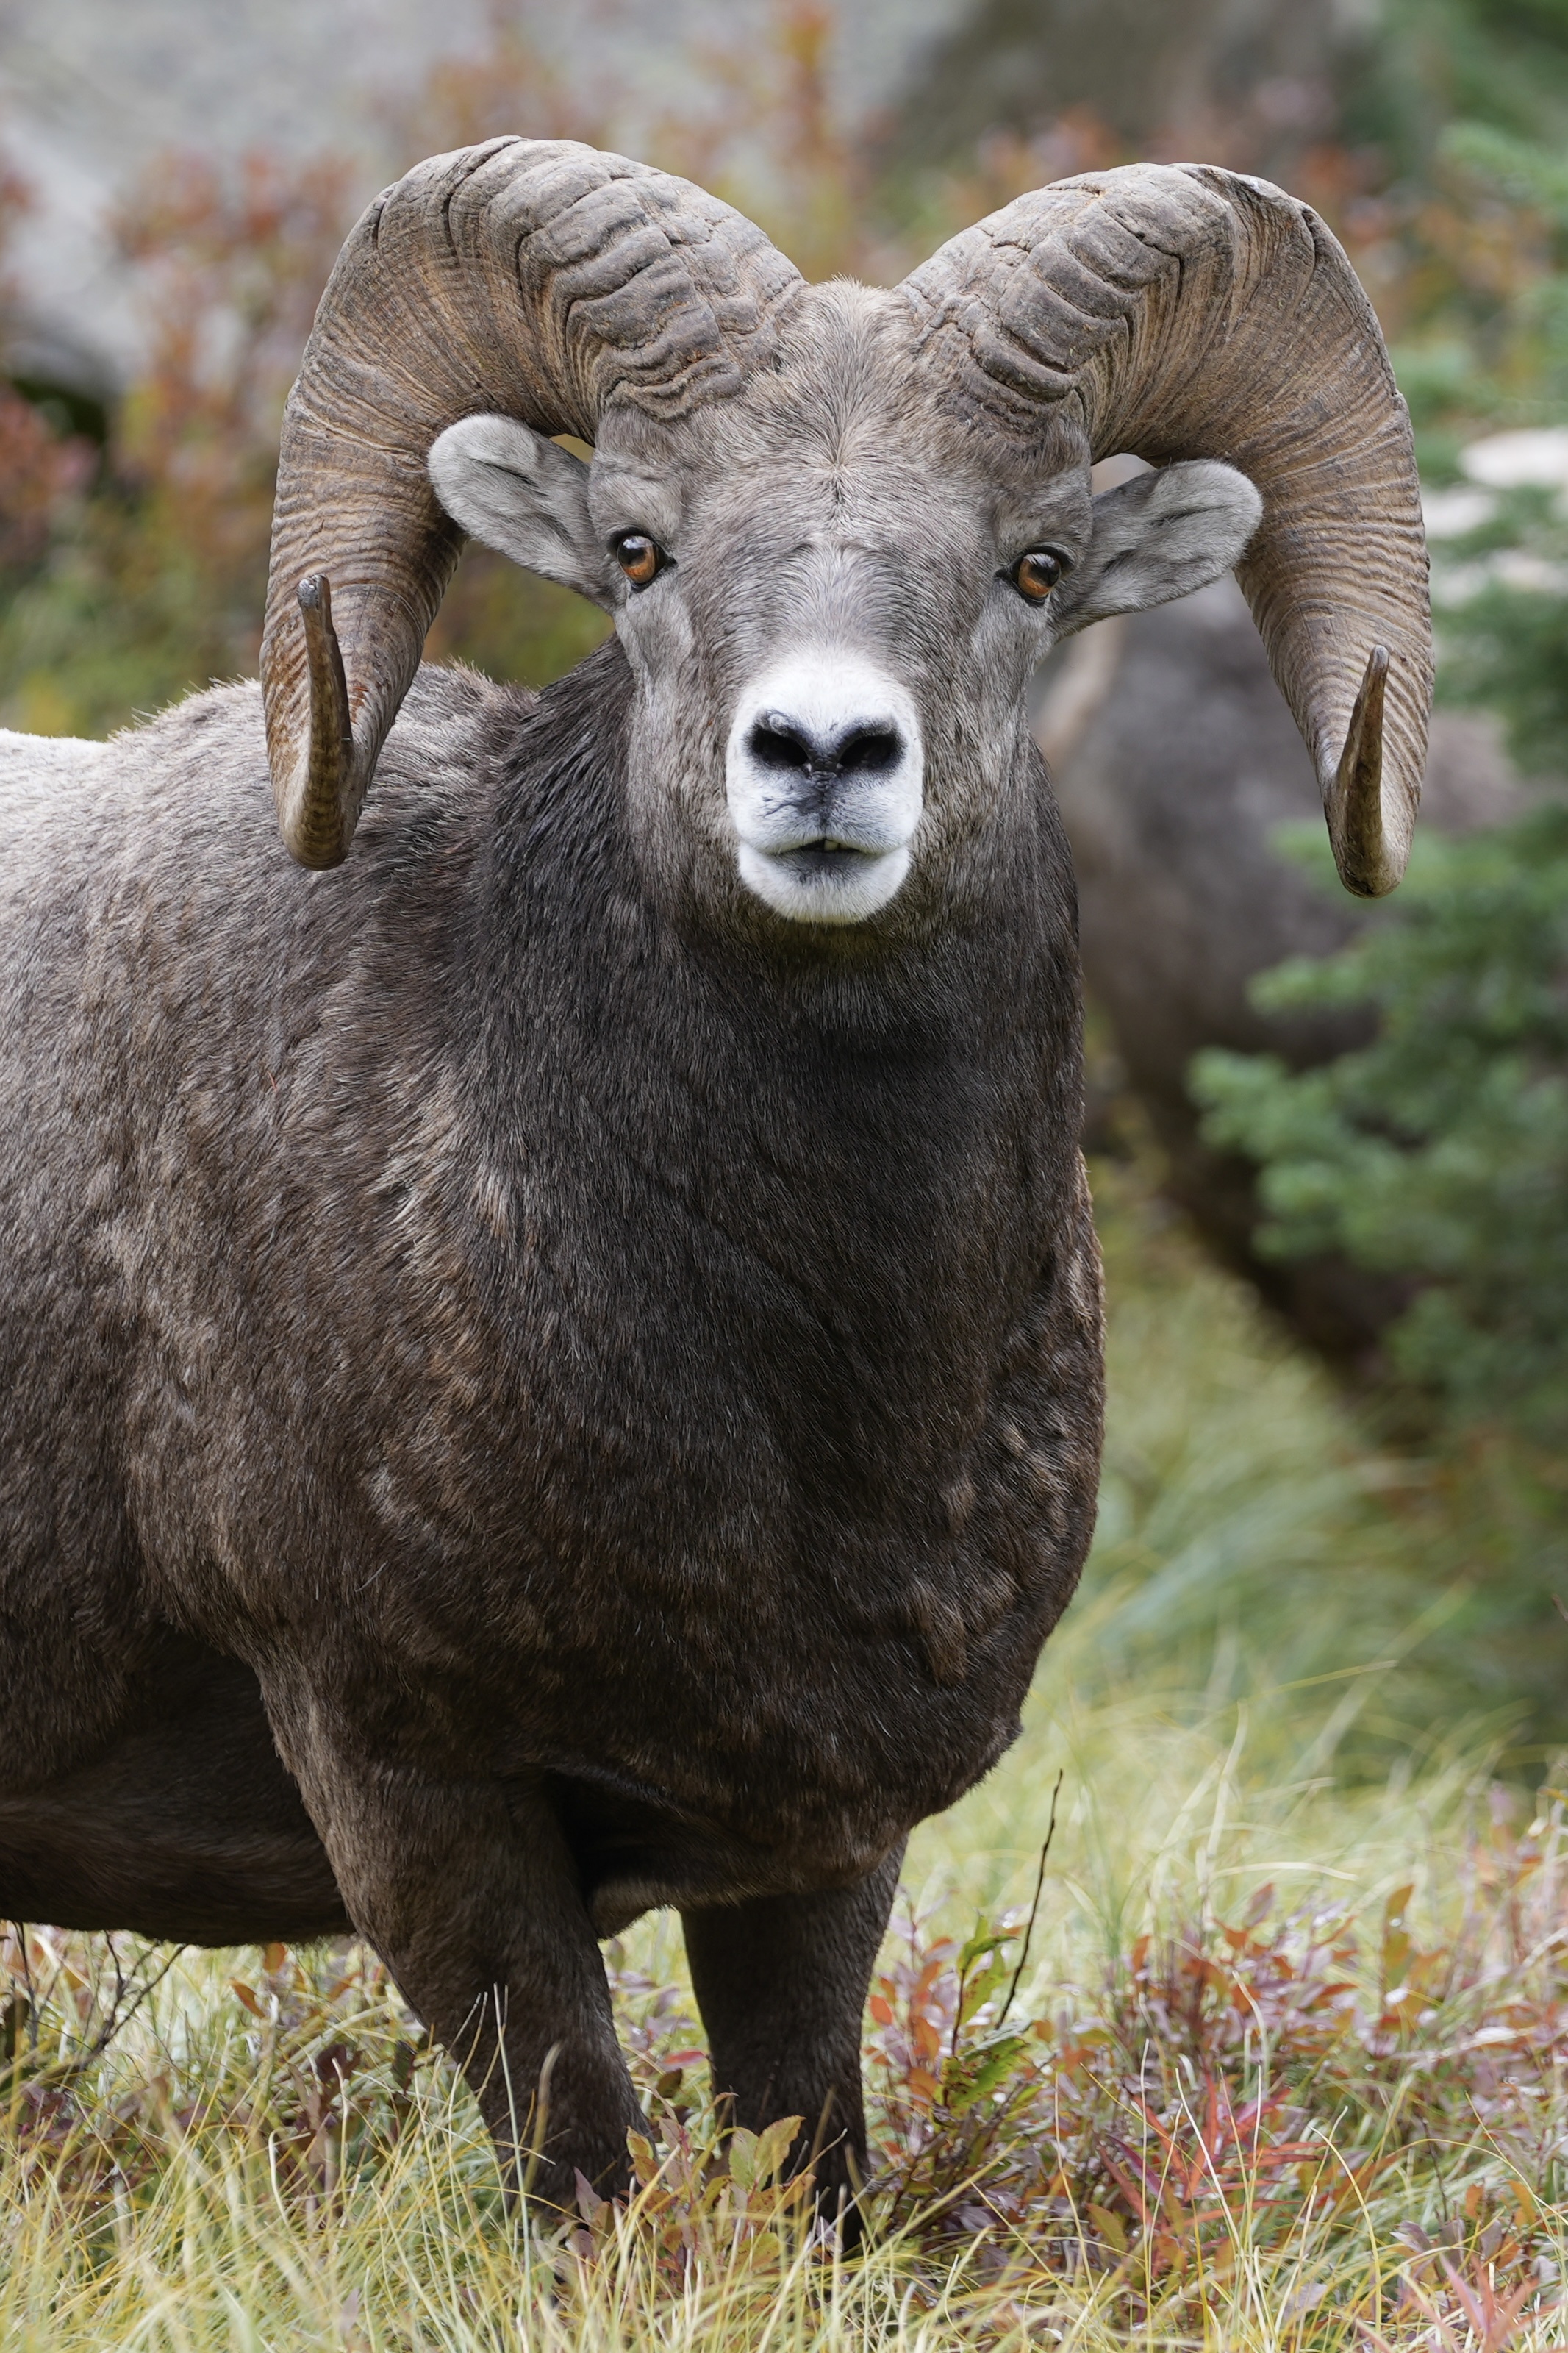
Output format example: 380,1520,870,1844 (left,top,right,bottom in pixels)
7,0,1568,2339
1186,0,1568,1765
